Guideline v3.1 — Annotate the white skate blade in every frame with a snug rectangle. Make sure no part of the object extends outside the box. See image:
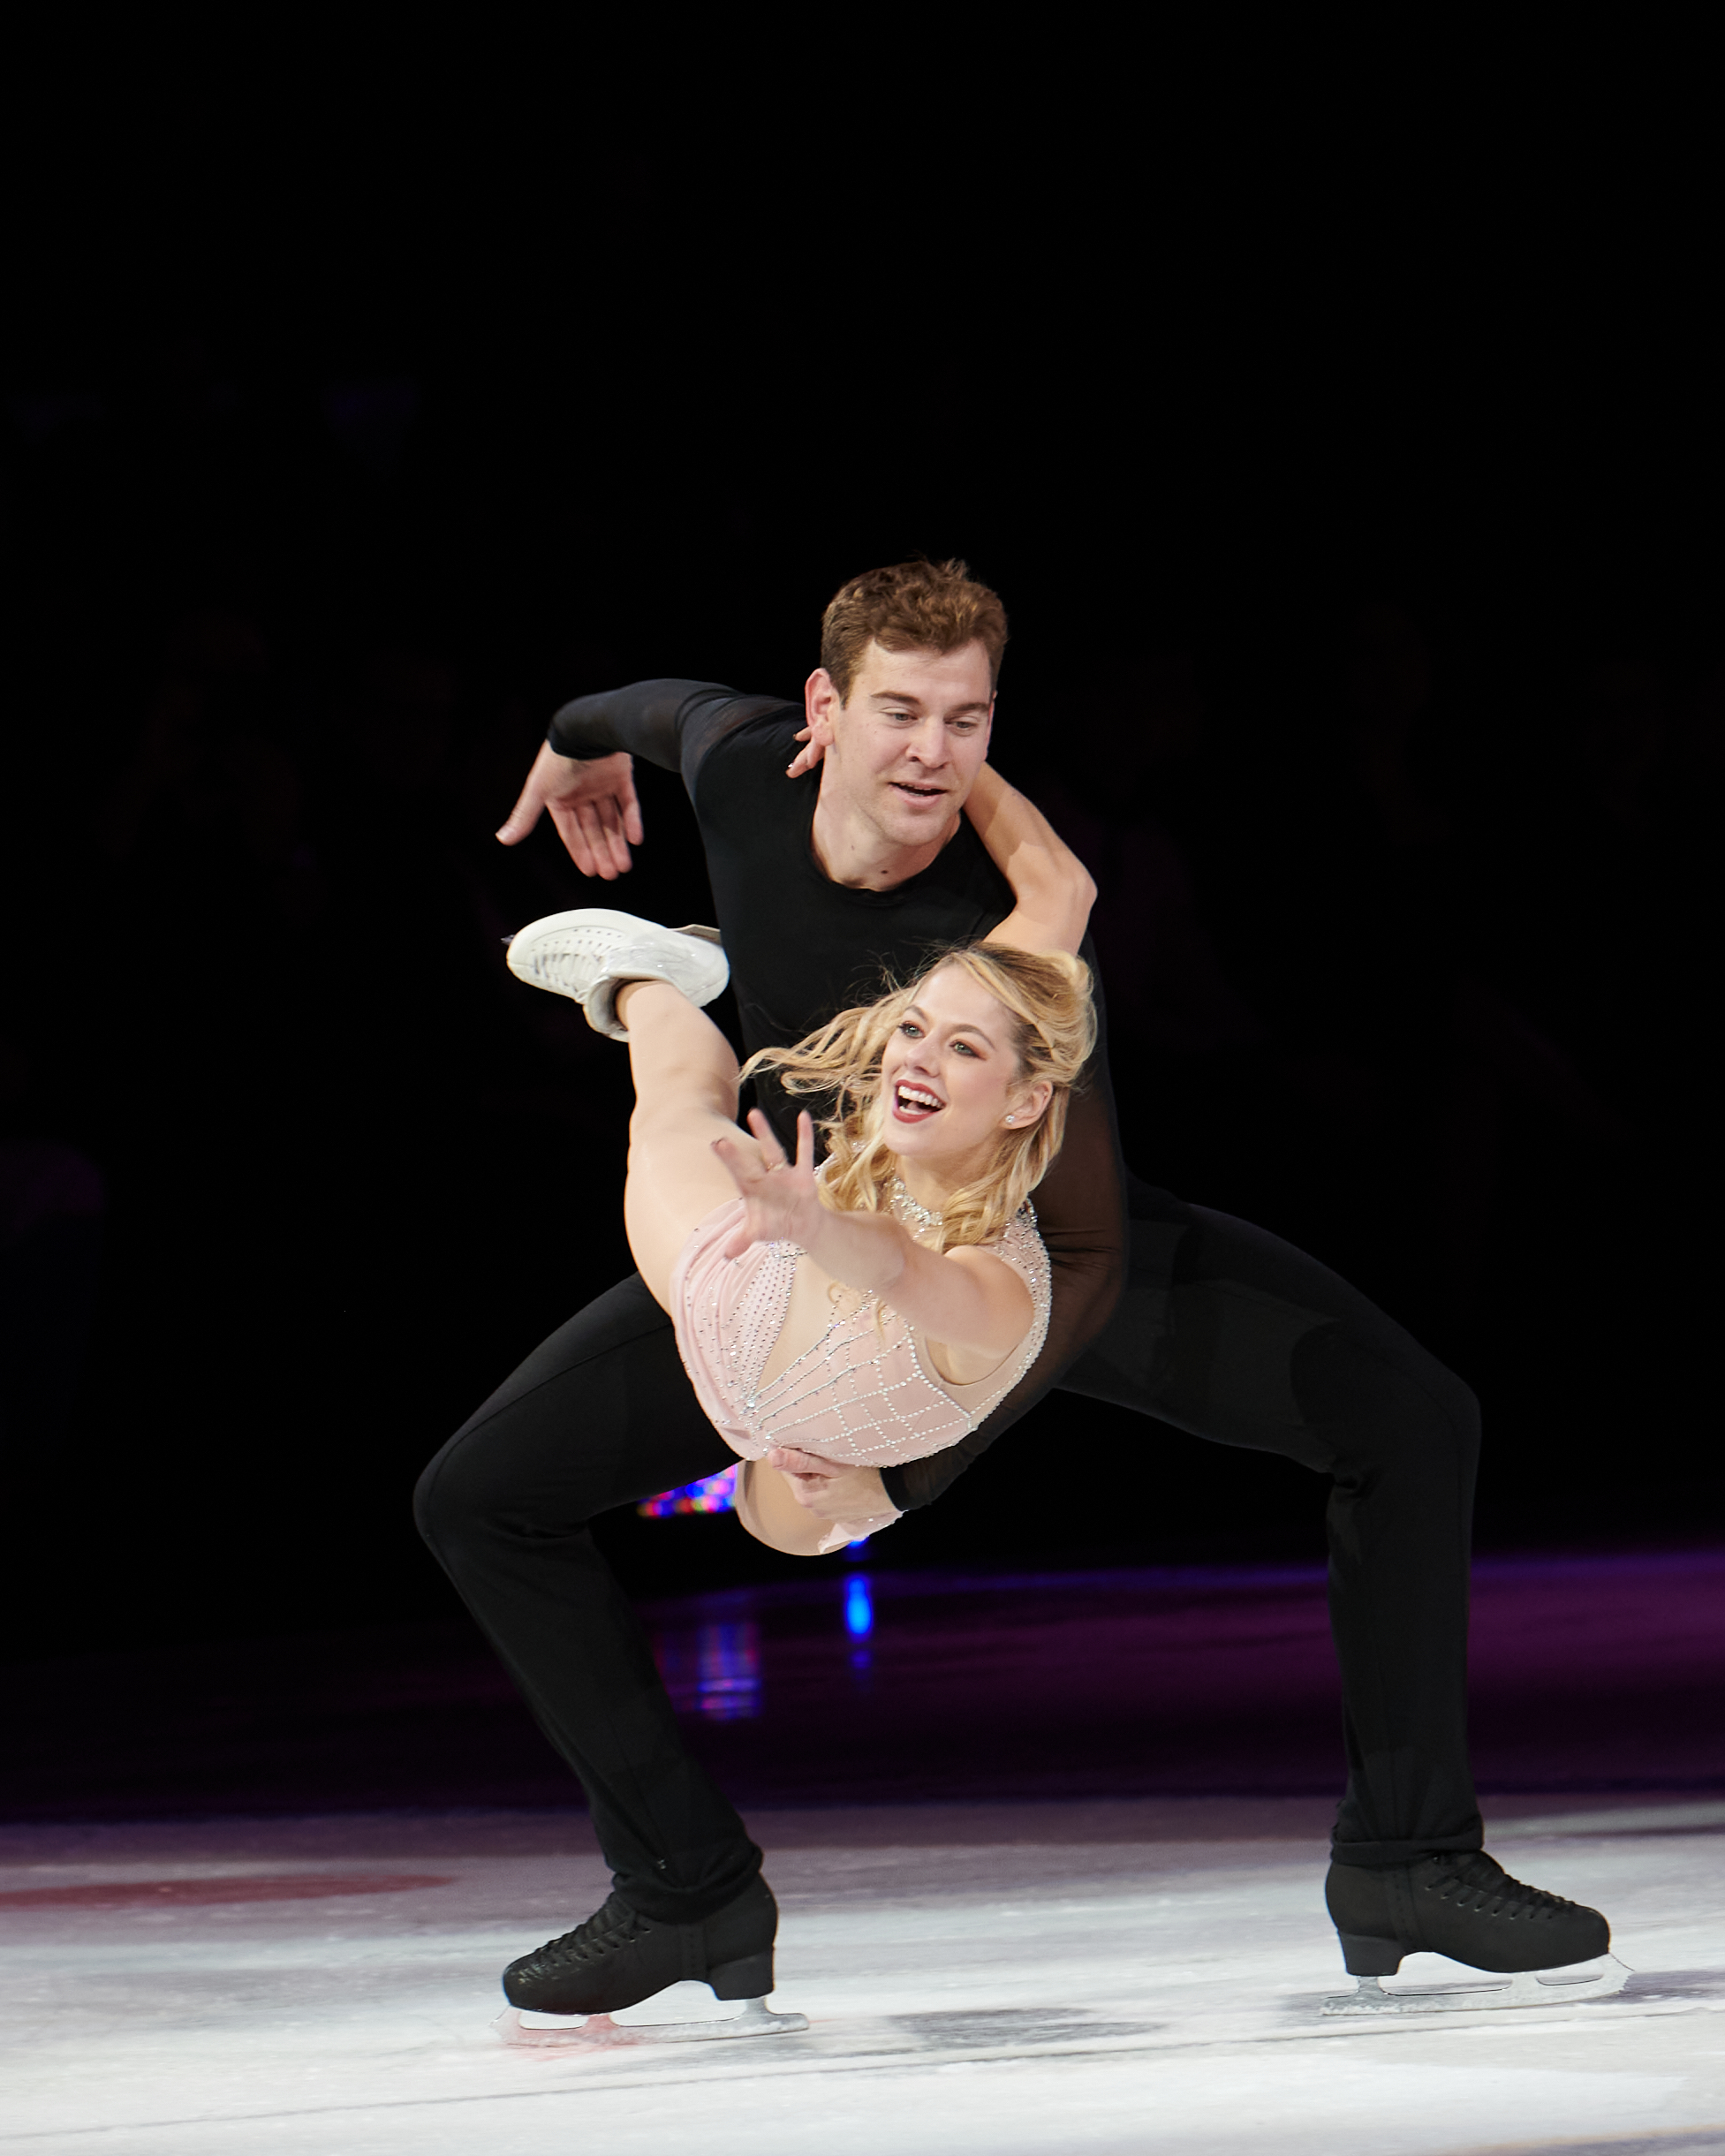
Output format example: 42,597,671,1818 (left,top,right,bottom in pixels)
495,1993,808,2049
1322,1952,1632,2016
